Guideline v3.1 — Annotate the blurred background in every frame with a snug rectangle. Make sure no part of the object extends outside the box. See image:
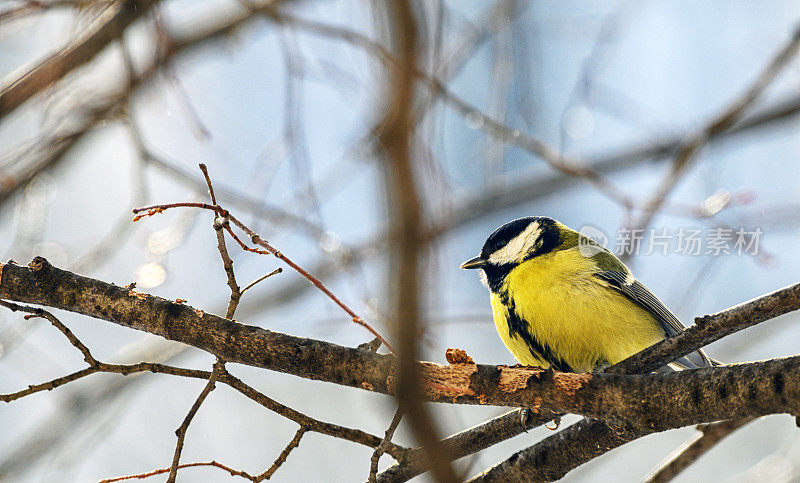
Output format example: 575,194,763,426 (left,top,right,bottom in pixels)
2,0,800,481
